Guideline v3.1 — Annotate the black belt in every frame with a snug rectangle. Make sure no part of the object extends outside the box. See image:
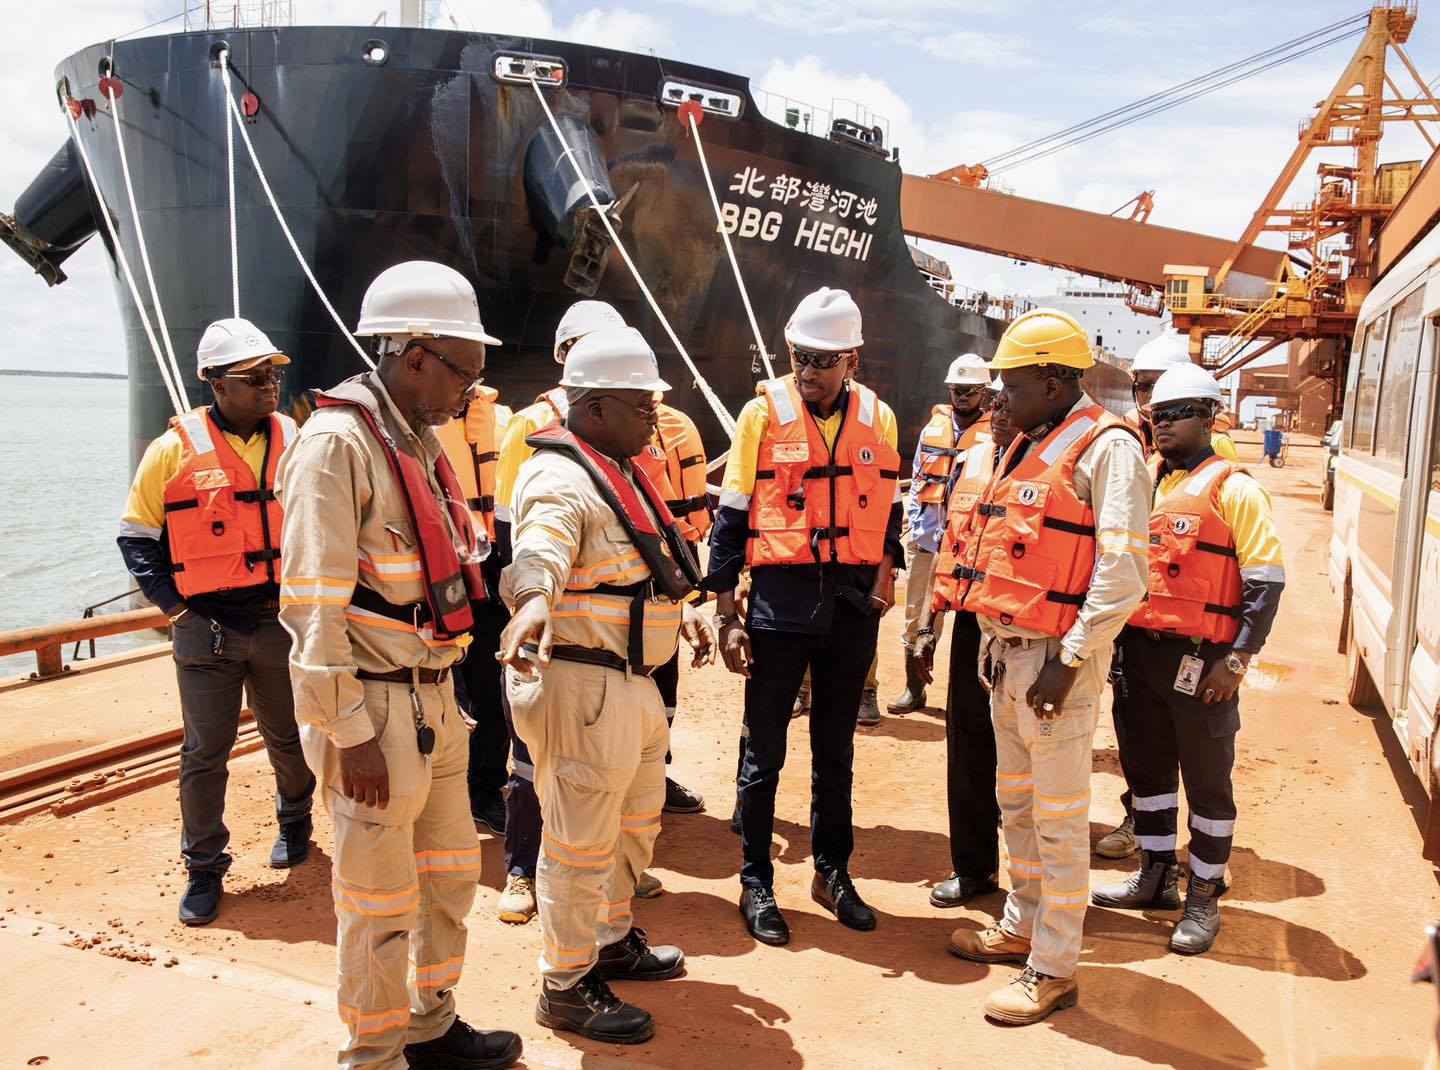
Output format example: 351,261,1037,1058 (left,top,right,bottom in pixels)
524,643,656,677
357,666,451,684
350,582,434,627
